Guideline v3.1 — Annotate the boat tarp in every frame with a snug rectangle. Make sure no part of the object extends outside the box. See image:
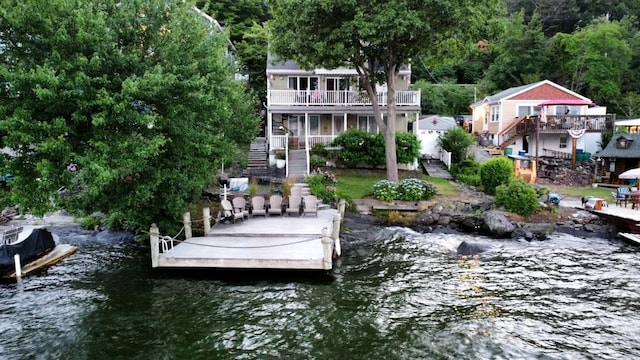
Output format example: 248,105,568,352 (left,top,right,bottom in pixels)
0,229,56,274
